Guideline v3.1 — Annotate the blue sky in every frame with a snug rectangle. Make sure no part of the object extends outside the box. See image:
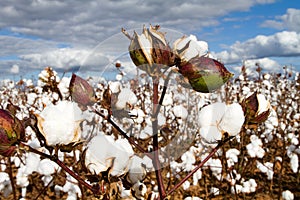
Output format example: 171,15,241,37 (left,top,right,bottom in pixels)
0,0,299,80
